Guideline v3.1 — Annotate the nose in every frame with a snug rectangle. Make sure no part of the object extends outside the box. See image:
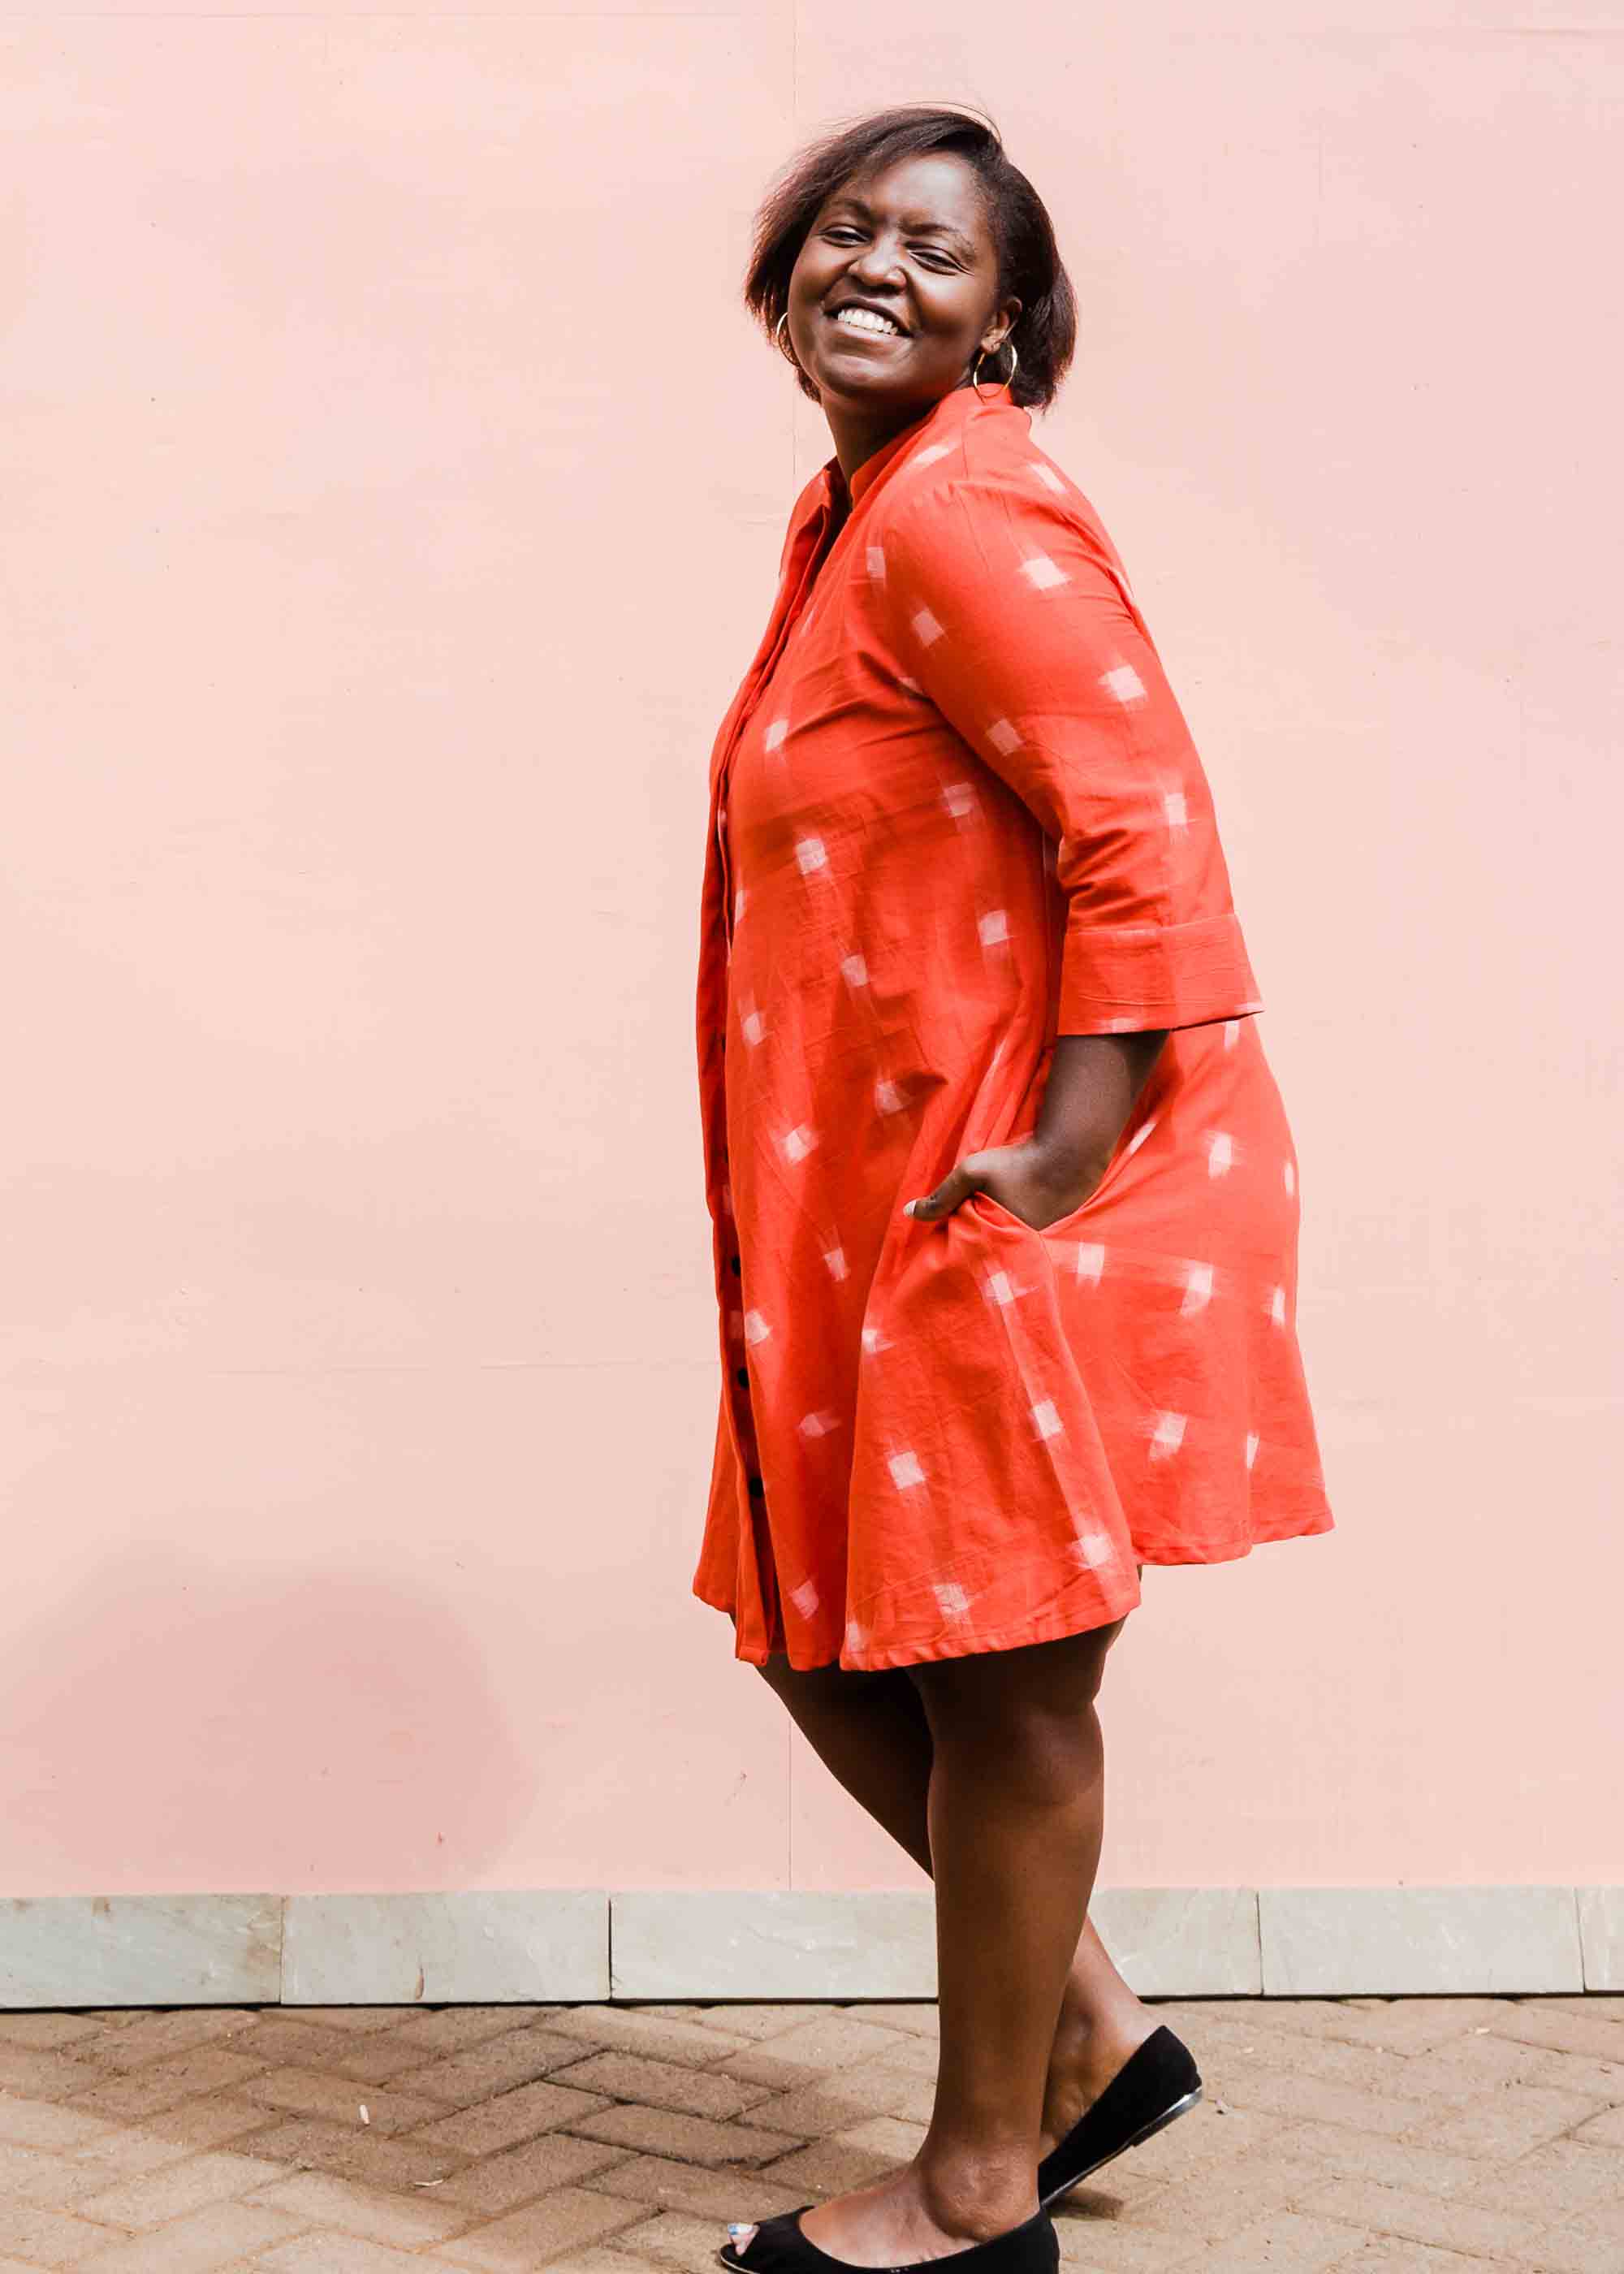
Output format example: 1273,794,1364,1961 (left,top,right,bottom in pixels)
847,239,905,287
